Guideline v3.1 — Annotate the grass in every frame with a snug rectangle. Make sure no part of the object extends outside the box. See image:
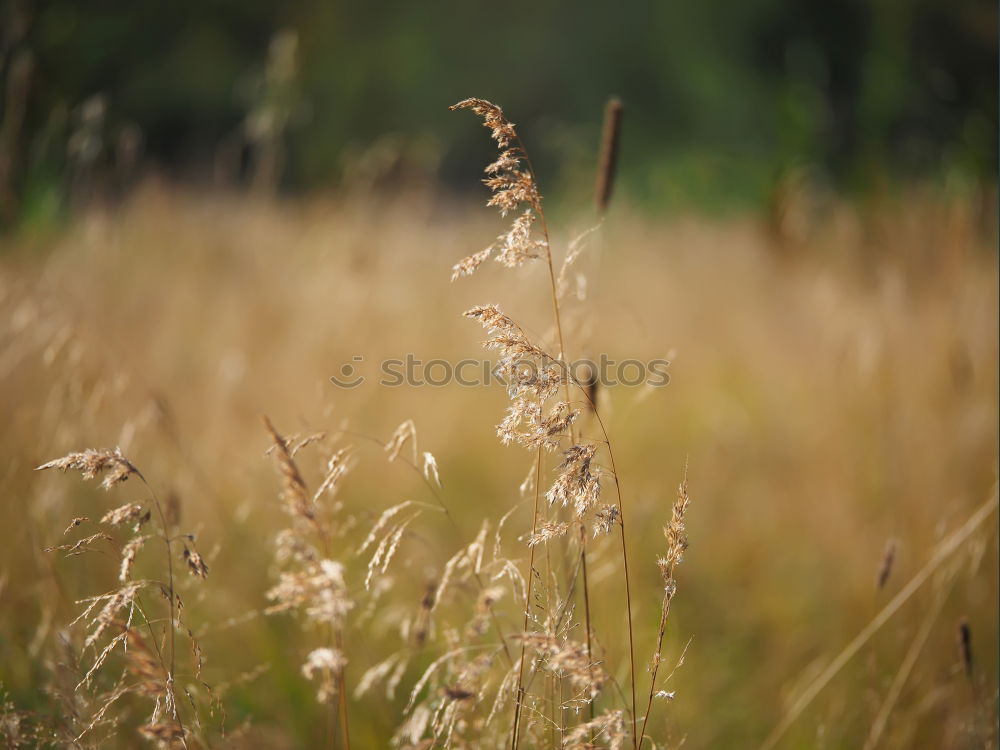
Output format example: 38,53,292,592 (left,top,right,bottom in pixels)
0,150,996,748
